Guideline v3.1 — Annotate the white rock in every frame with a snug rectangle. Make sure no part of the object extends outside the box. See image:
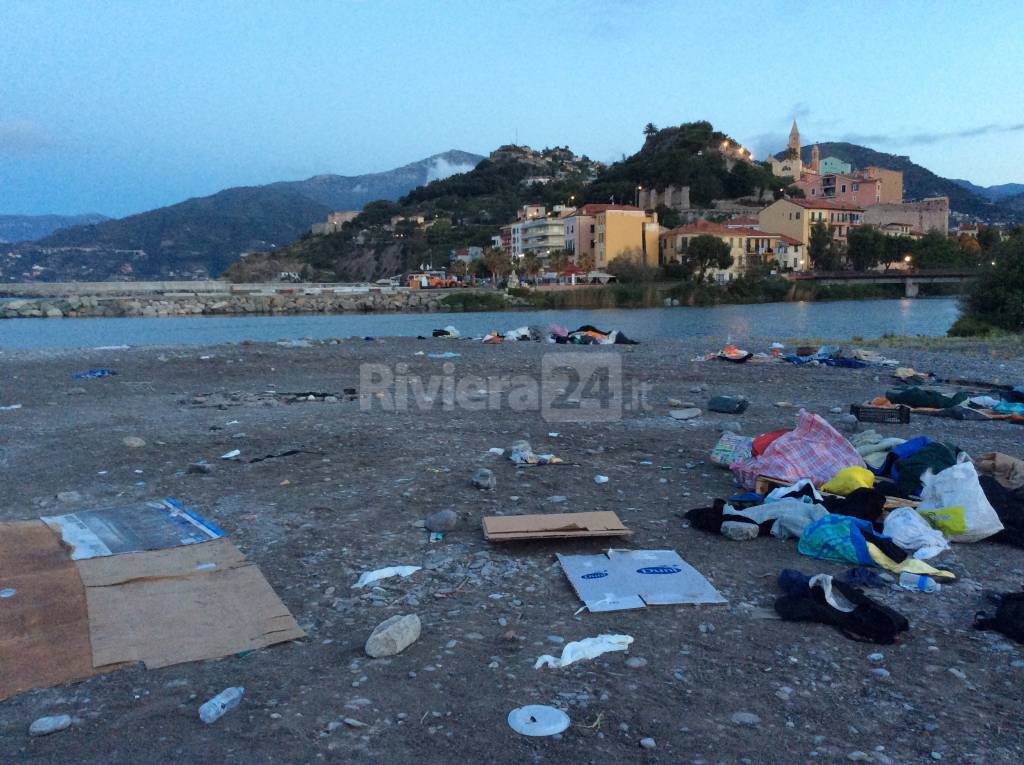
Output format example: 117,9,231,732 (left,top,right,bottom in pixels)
365,614,422,658
29,714,71,737
122,436,146,448
669,408,702,420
